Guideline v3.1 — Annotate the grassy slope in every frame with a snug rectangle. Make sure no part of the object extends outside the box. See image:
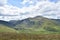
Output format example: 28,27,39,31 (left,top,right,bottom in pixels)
0,24,18,33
